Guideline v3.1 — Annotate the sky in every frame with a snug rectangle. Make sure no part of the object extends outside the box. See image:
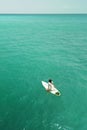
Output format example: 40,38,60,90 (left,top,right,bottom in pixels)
0,0,87,14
